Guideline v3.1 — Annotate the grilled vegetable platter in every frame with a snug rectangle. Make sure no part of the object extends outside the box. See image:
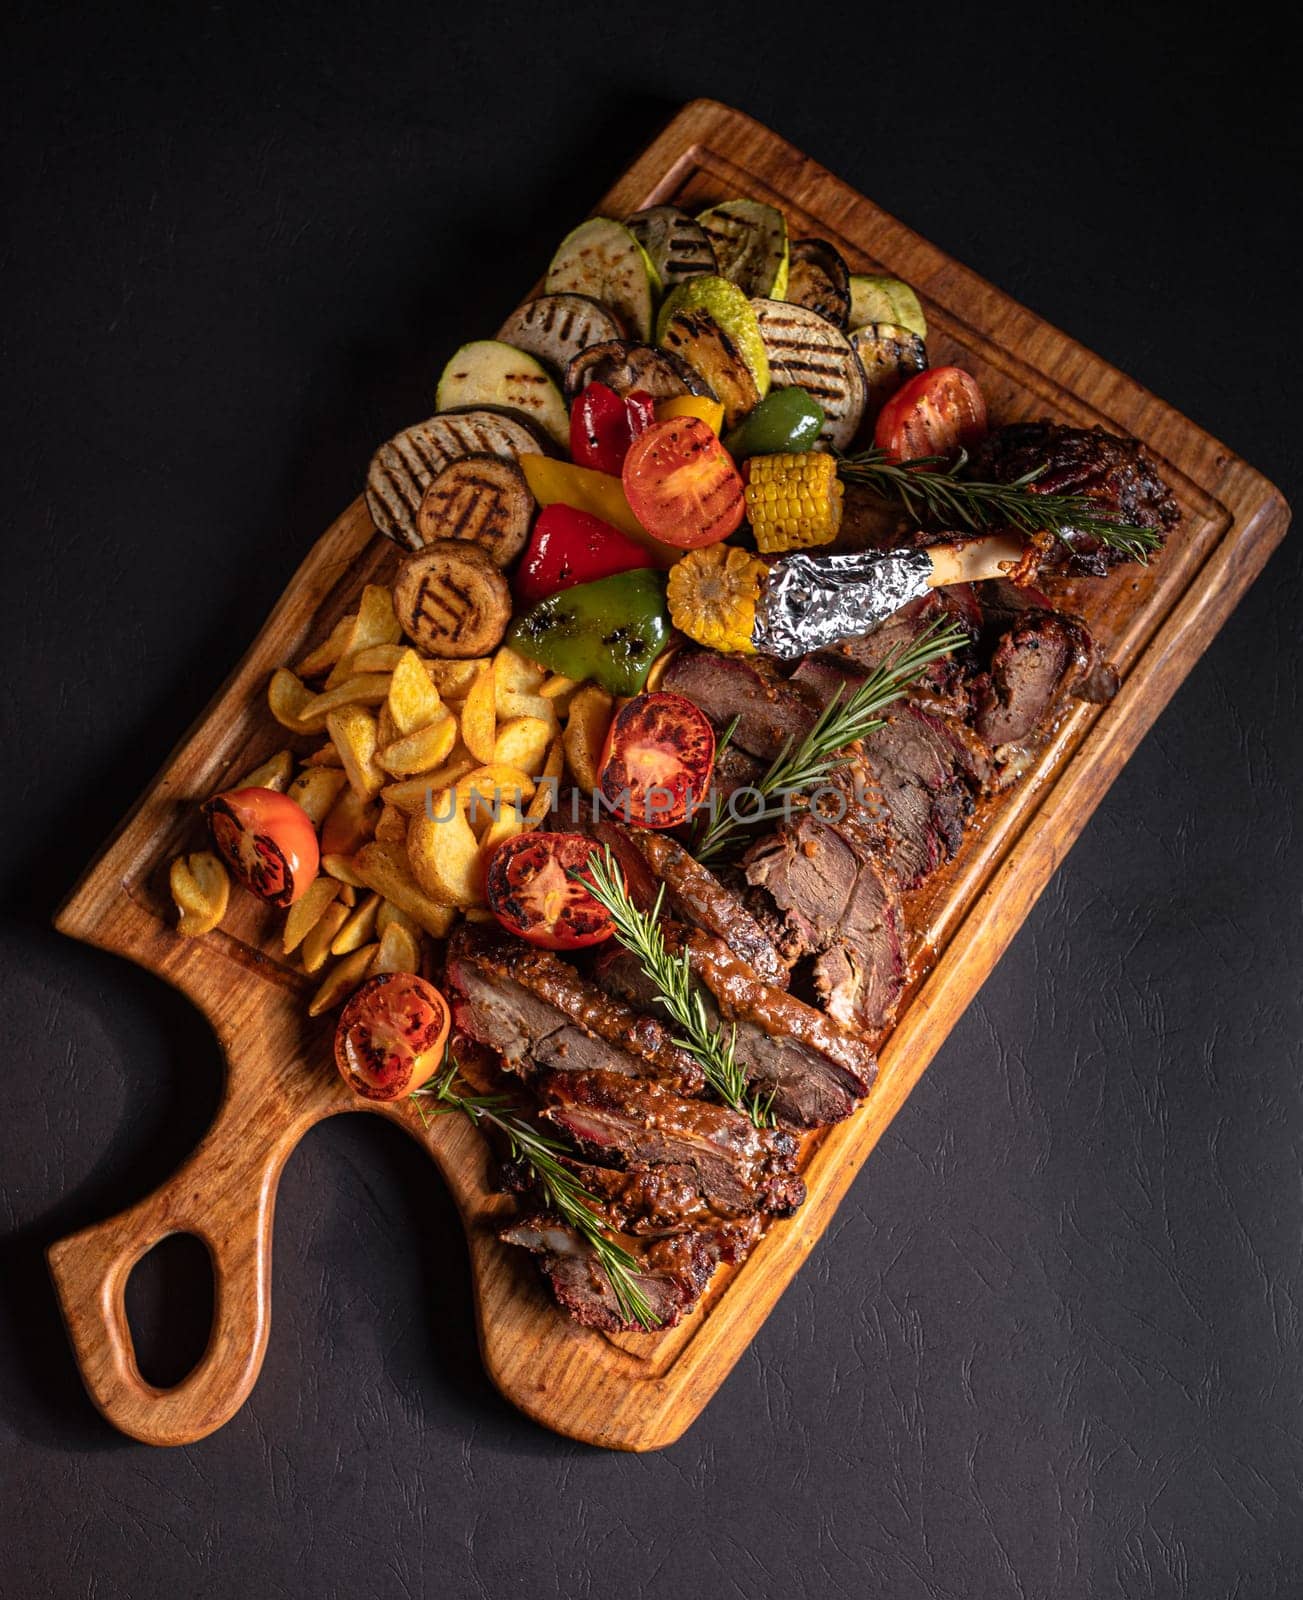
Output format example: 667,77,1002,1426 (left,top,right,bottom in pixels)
49,103,1287,1451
